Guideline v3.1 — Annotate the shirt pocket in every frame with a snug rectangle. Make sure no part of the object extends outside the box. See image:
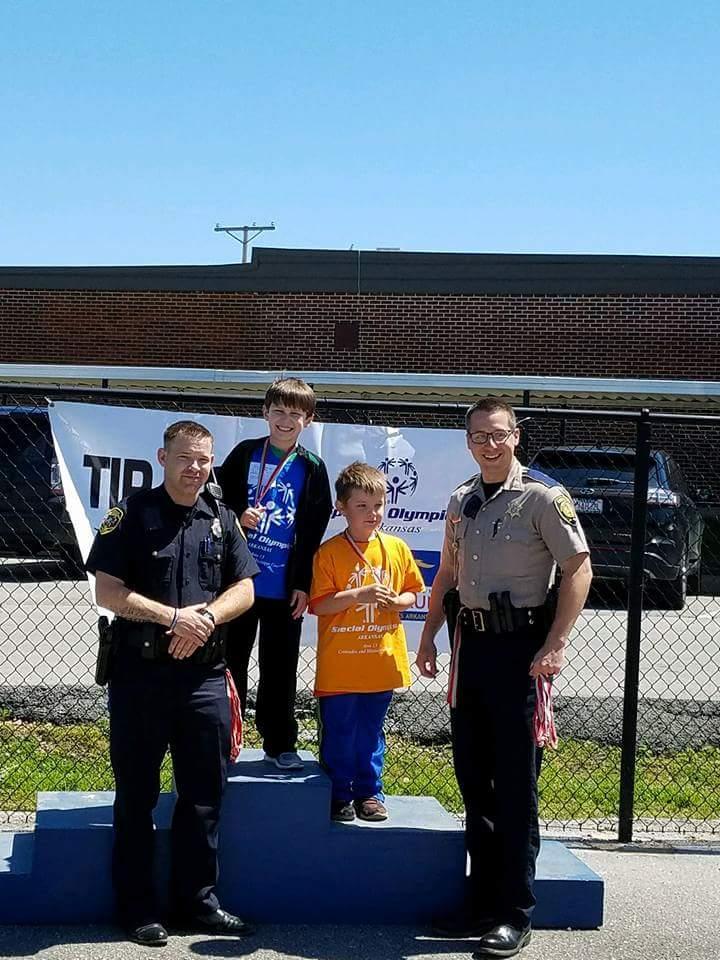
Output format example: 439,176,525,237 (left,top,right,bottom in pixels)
501,519,534,545
198,541,223,591
143,550,174,590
